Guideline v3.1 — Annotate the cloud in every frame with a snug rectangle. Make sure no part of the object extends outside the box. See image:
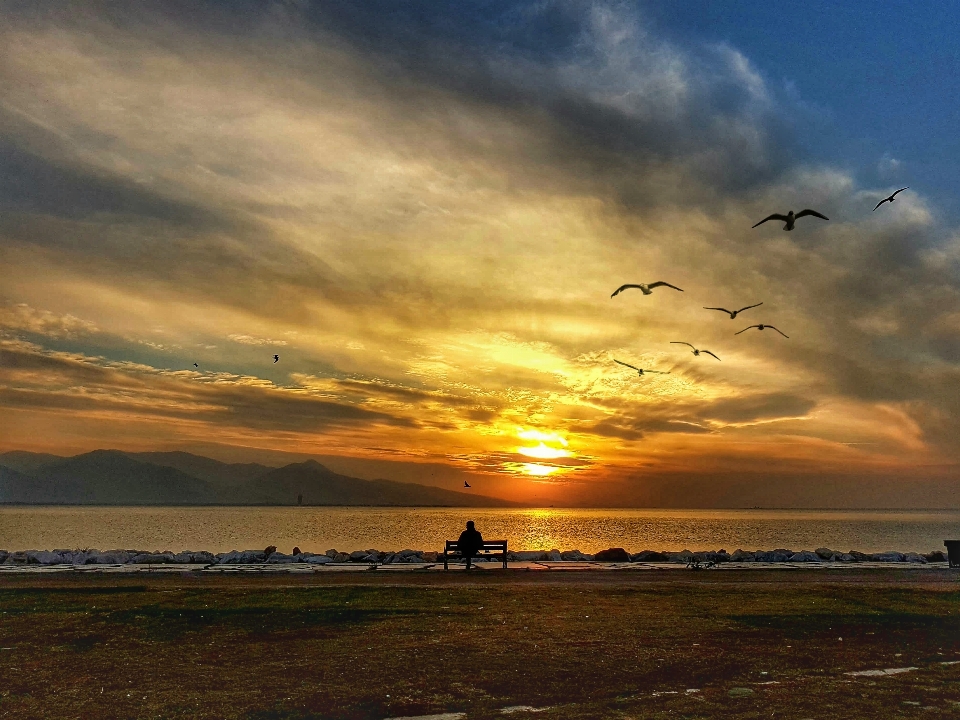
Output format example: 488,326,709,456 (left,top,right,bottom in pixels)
227,334,288,346
0,303,98,338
